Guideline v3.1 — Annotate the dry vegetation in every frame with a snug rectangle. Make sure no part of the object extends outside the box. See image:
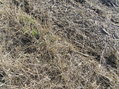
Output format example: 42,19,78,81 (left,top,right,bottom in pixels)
0,0,119,89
